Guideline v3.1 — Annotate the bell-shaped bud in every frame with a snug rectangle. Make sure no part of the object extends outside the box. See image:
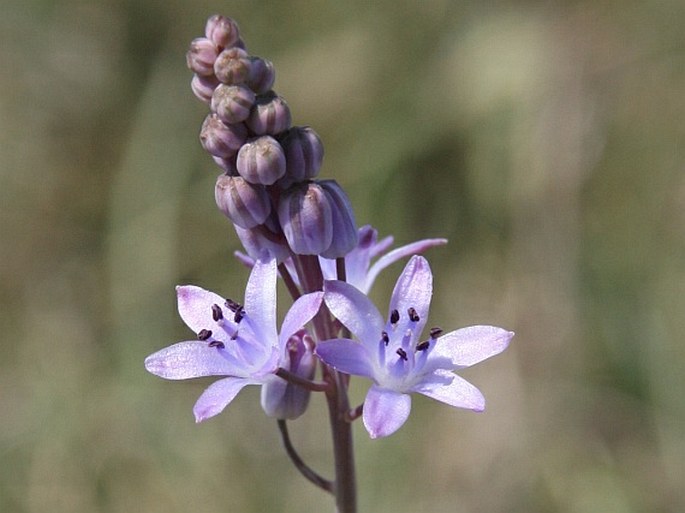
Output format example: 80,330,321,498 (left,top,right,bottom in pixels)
205,15,240,49
279,126,324,187
212,155,238,175
191,74,219,104
186,37,218,76
214,47,251,85
215,174,271,229
319,180,358,258
246,91,292,135
277,182,332,255
236,135,286,185
234,223,290,263
211,84,256,124
261,330,316,419
200,114,247,158
245,57,275,95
